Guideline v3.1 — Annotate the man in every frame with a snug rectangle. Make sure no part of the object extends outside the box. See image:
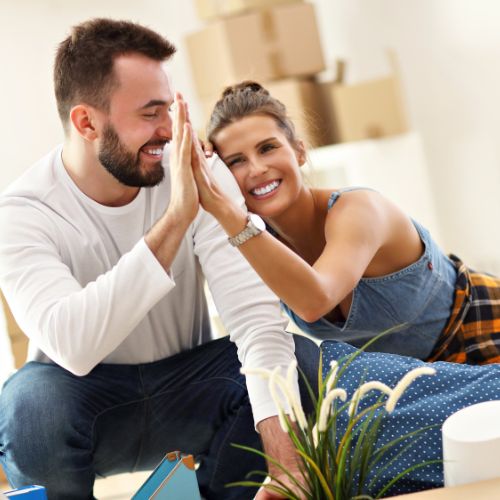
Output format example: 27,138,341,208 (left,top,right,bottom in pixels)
0,18,319,500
